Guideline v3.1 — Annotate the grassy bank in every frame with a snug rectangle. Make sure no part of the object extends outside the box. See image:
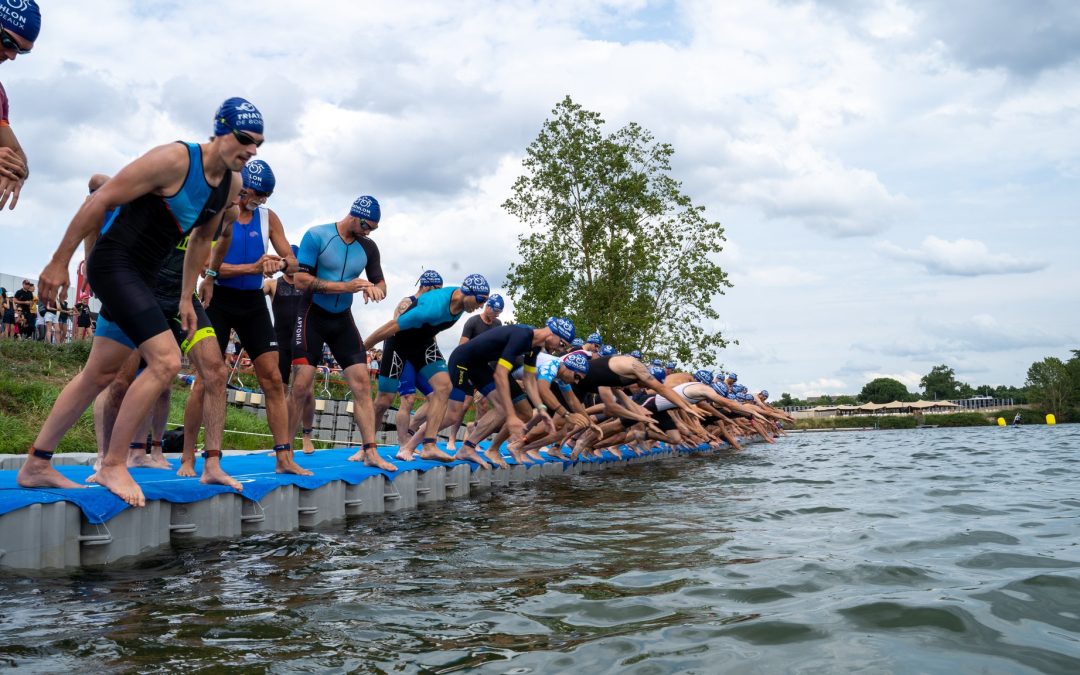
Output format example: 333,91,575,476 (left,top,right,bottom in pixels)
793,410,1067,430
1,340,289,453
